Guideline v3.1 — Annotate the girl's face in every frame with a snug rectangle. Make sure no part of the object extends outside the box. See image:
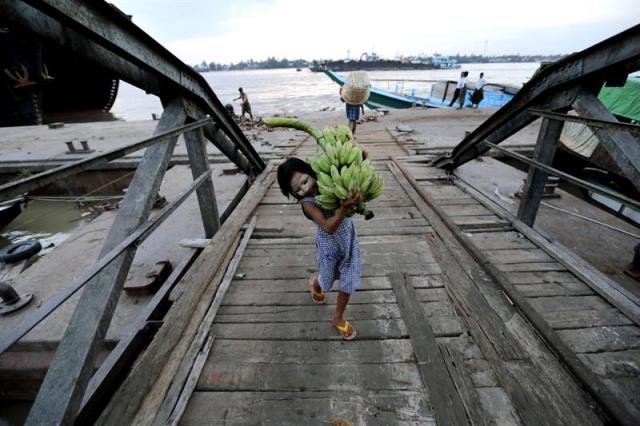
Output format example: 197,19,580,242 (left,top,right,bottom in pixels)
290,171,316,198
